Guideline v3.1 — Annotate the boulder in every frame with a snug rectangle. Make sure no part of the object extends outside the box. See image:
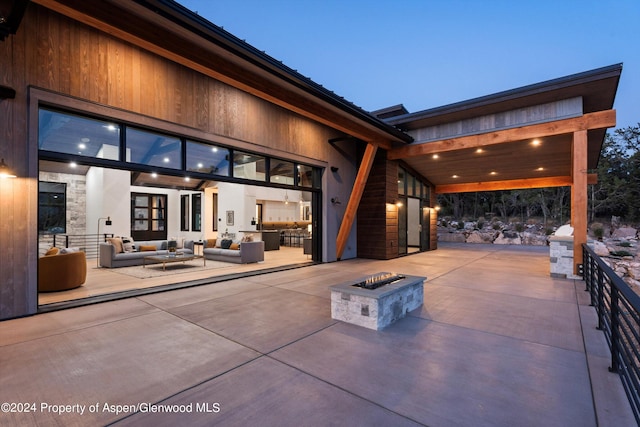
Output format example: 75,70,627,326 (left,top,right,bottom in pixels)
592,241,610,257
465,231,495,244
494,232,521,245
437,232,466,243
612,227,637,239
521,232,547,246
555,224,574,236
